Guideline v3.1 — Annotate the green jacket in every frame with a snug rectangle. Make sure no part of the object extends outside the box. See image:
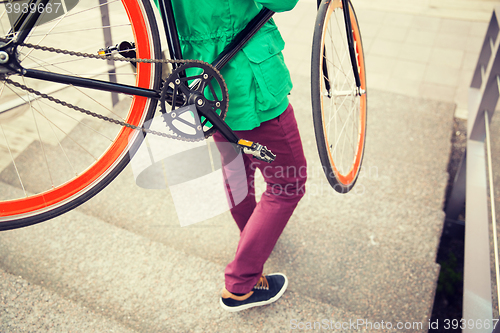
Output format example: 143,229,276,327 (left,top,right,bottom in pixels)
155,0,298,131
